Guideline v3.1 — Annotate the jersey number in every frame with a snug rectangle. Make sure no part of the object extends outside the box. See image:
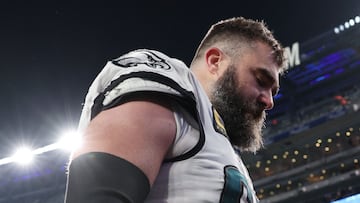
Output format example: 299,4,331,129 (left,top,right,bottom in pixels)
220,165,256,203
